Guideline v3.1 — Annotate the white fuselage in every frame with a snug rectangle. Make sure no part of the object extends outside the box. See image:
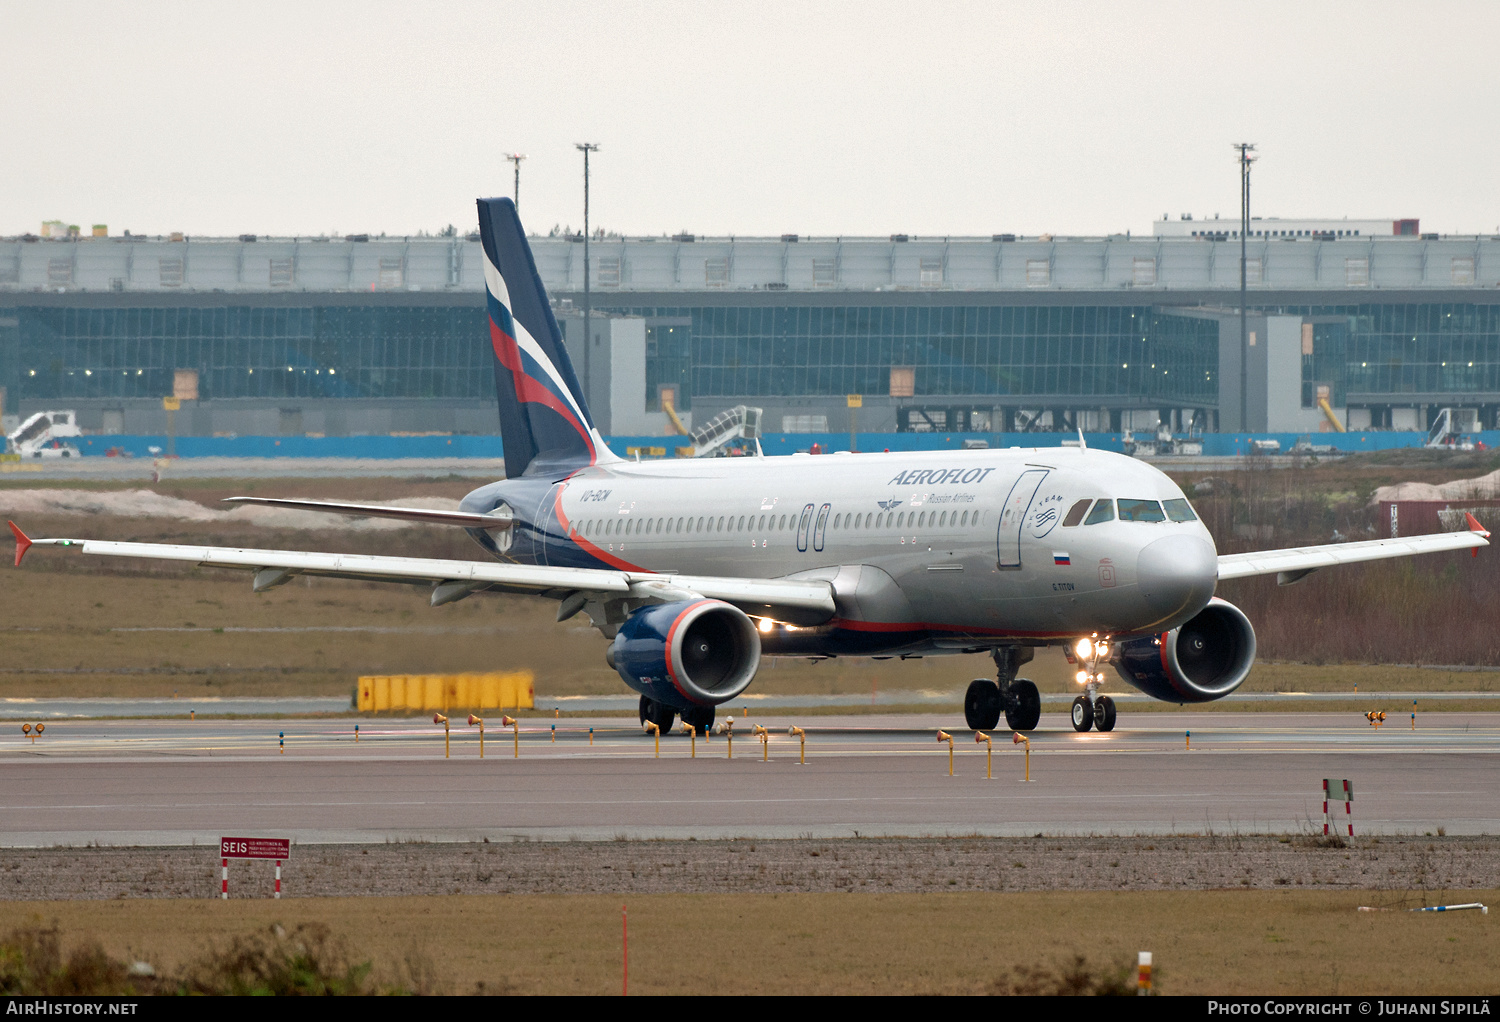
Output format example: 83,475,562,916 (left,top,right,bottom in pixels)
466,446,1220,652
